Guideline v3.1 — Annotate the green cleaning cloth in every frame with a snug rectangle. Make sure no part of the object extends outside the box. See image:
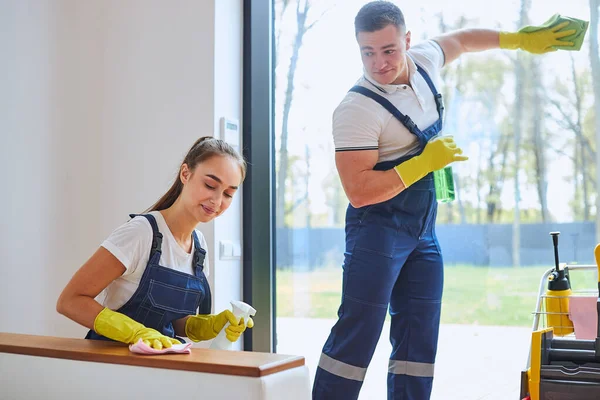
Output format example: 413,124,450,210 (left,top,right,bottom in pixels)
520,13,589,51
